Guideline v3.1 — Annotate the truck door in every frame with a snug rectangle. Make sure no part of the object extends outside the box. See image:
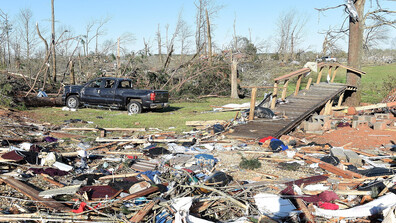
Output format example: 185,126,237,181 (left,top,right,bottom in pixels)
81,79,103,104
114,80,133,106
99,79,116,105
